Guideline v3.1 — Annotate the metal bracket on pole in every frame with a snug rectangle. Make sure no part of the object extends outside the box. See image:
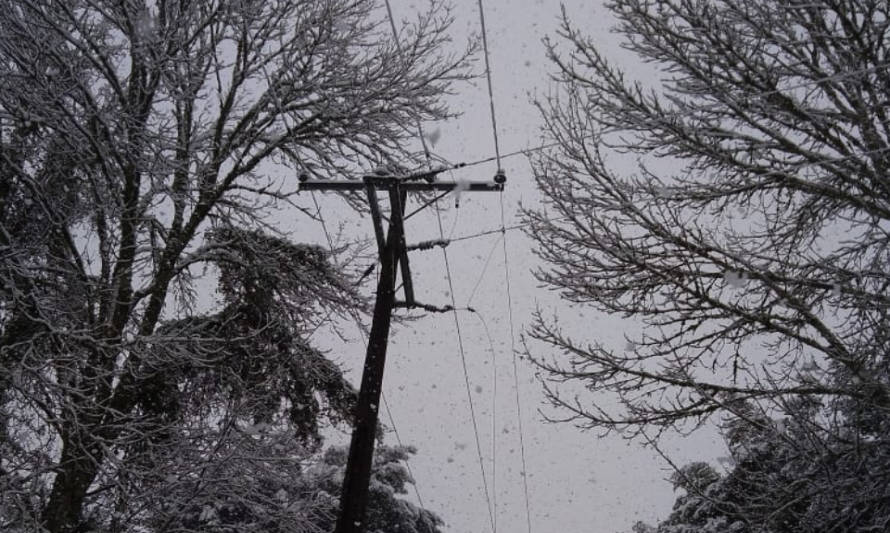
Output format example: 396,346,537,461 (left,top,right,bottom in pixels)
388,186,414,305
